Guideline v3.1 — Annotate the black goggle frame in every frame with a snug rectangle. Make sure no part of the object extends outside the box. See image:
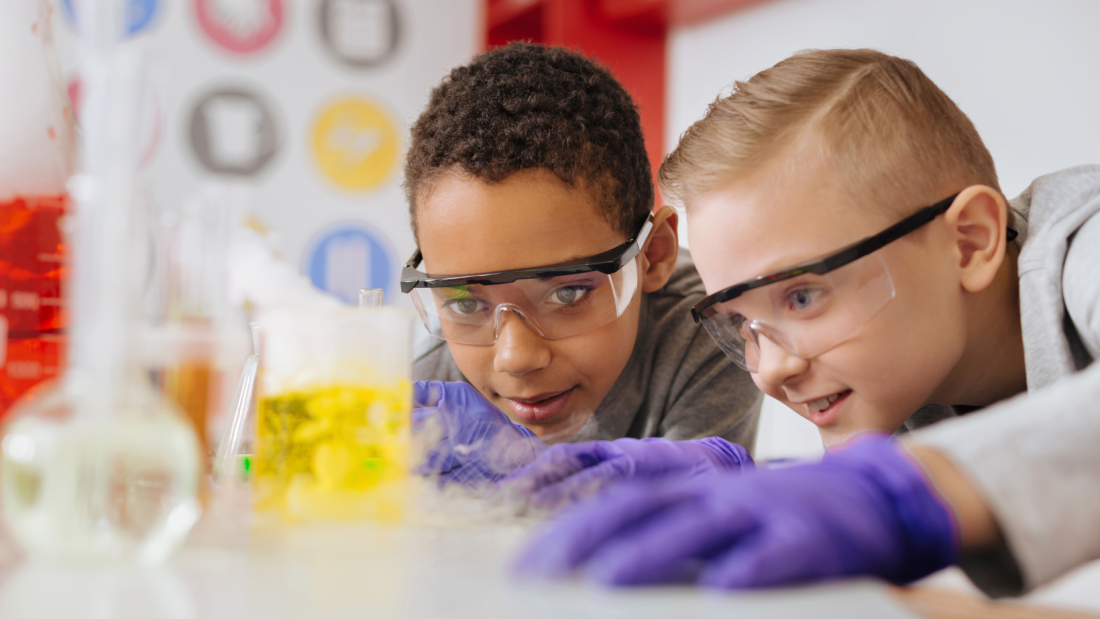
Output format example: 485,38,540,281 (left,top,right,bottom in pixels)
400,213,656,294
692,194,1019,322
